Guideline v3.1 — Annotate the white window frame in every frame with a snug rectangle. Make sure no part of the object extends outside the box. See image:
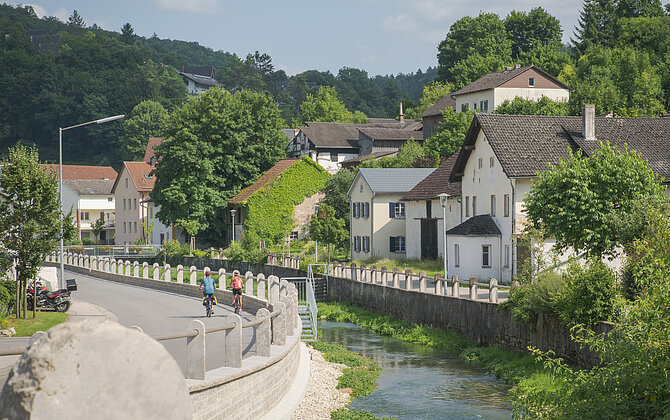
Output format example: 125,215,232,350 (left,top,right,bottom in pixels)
529,77,535,87
81,211,89,221
482,244,491,268
394,202,406,219
394,236,406,253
